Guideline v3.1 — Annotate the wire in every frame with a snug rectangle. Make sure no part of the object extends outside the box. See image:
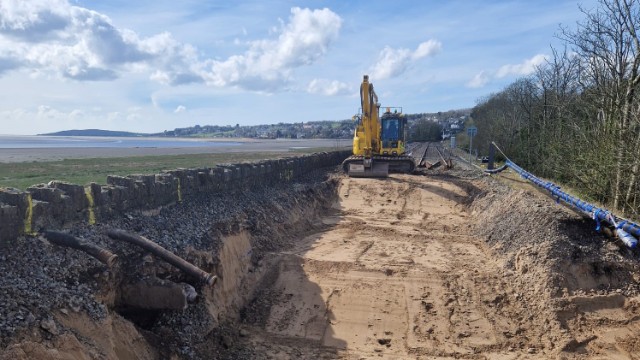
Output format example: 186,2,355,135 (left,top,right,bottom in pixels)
491,141,511,161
